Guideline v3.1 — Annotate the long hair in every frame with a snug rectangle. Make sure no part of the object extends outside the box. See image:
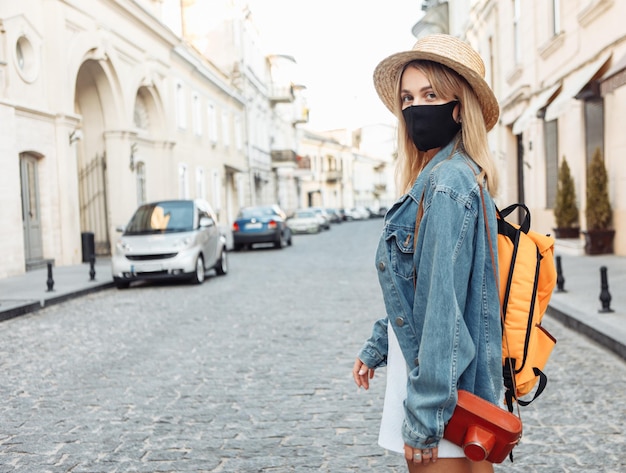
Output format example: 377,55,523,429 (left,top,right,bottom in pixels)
393,60,499,196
